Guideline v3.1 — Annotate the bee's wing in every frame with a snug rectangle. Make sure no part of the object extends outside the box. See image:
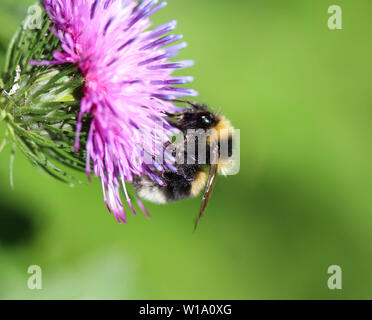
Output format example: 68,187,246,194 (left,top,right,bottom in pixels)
194,163,218,231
